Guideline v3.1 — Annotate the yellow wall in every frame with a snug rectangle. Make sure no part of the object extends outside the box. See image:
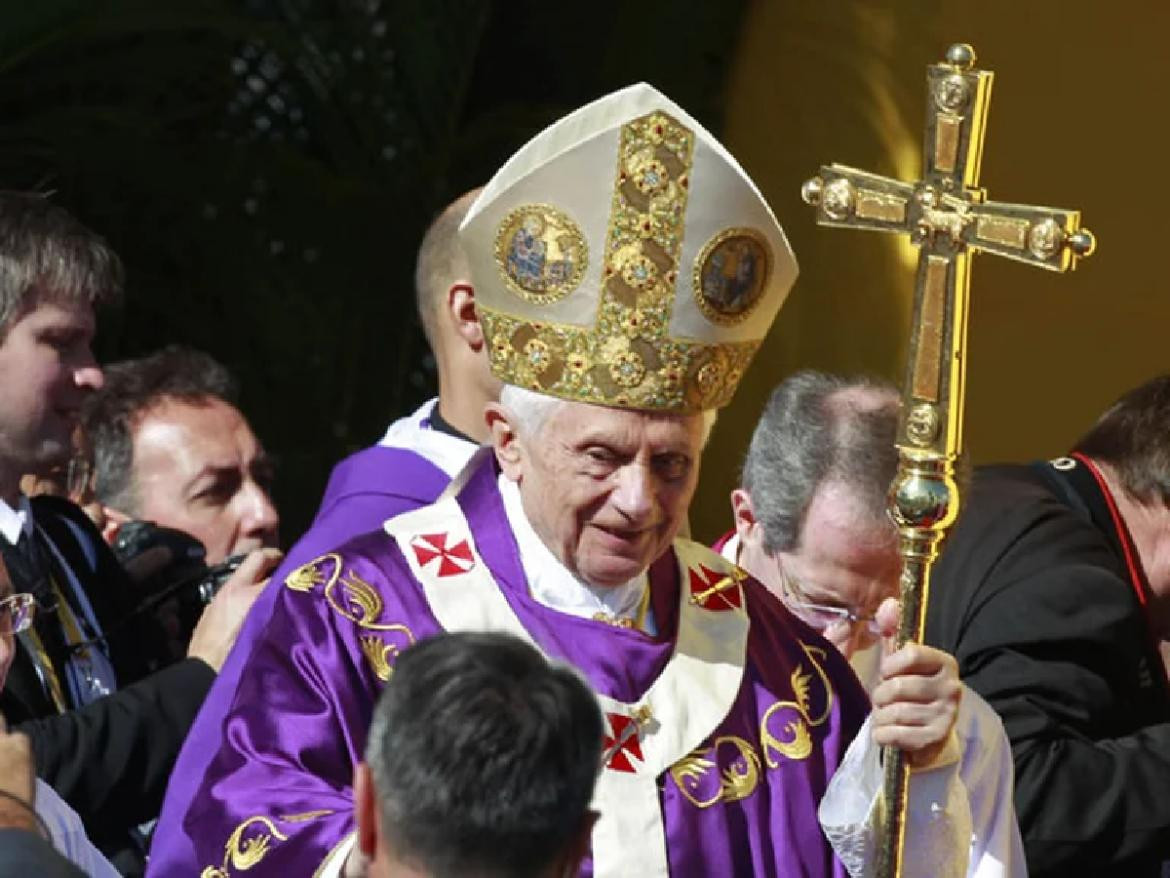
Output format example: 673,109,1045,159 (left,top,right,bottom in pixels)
691,0,1170,541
